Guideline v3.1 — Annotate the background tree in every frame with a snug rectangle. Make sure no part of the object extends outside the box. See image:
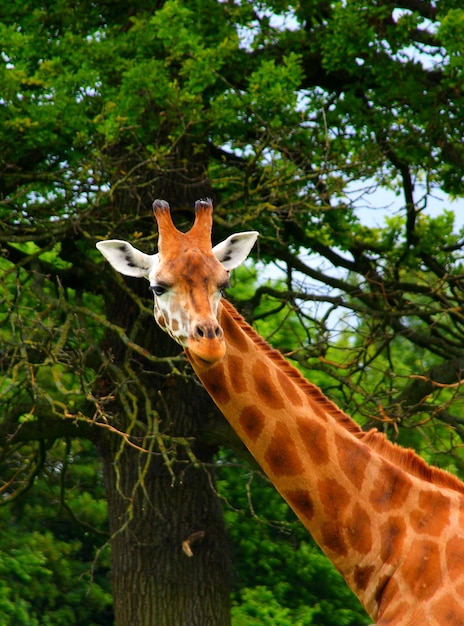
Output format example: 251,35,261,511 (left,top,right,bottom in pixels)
1,0,463,624
0,440,112,625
